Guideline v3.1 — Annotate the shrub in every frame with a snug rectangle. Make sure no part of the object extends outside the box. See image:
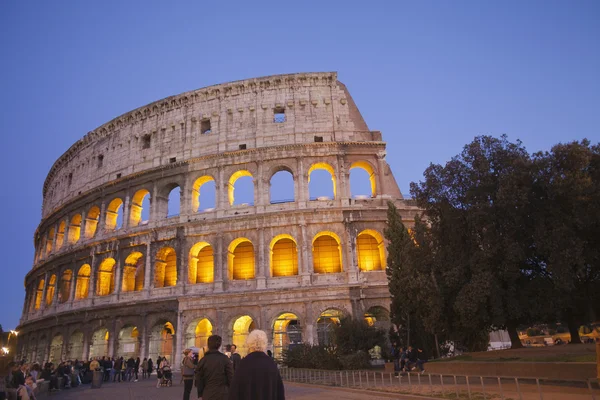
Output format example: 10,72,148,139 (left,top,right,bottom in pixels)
339,351,371,370
282,344,341,370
